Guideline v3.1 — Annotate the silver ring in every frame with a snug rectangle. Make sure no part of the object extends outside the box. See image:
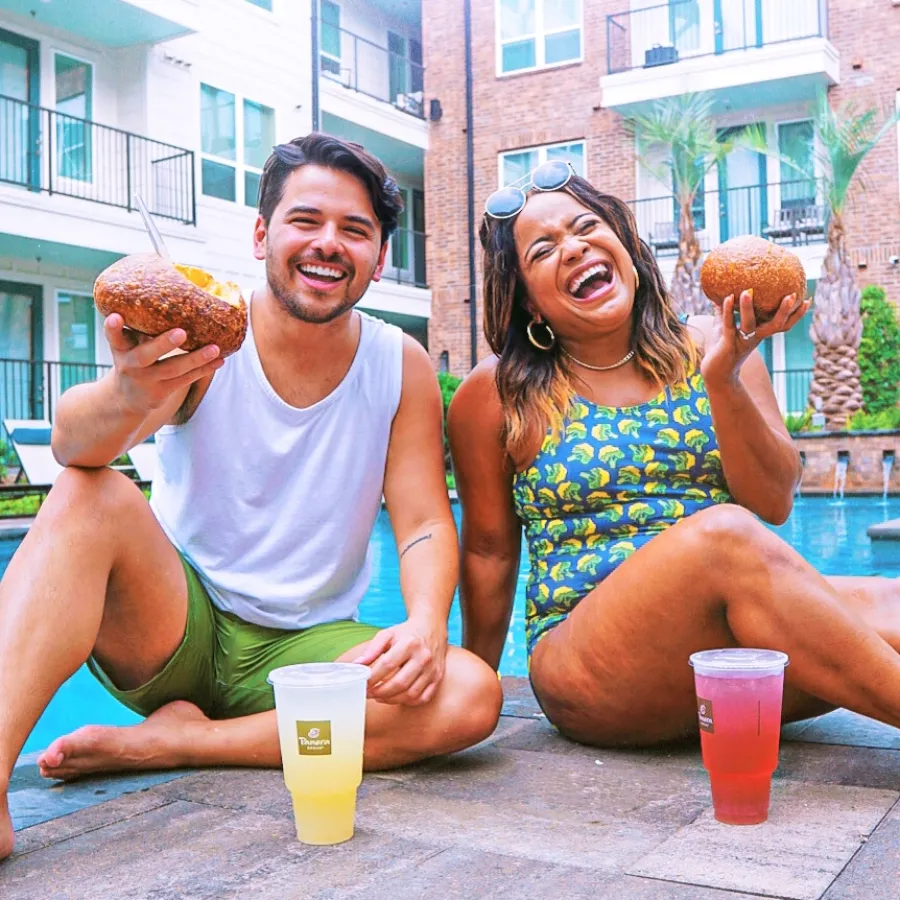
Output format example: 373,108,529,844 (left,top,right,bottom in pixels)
738,328,756,341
